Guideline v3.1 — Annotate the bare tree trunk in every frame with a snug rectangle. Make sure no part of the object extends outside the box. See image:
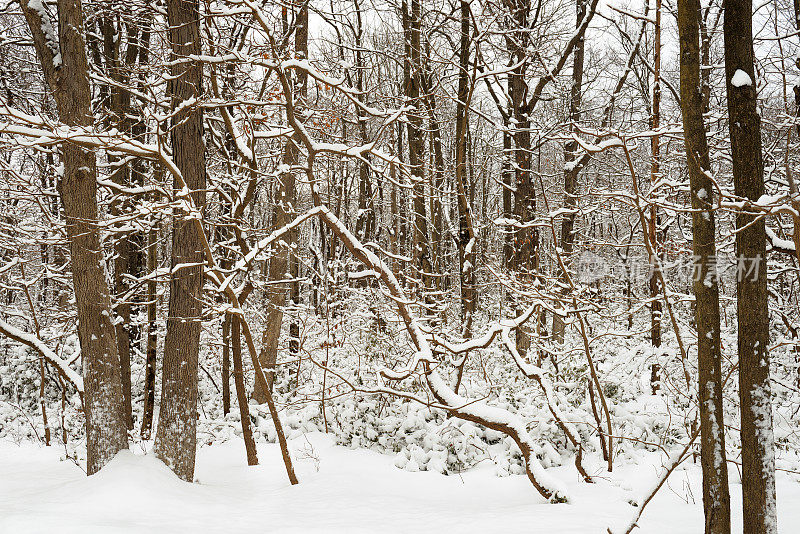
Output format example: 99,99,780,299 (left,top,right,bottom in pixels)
677,0,732,530
129,12,154,440
255,158,295,400
406,0,433,300
455,0,476,334
723,0,777,530
254,1,307,401
453,0,476,392
352,0,375,247
420,46,446,286
222,314,231,415
141,223,158,439
98,10,139,431
154,0,207,481
20,0,129,473
792,0,800,392
20,260,51,446
554,0,587,344
506,0,537,356
503,128,513,273
288,0,309,366
793,0,800,136
649,0,663,360
231,315,258,465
